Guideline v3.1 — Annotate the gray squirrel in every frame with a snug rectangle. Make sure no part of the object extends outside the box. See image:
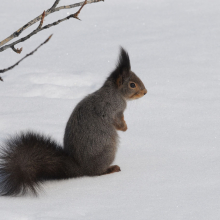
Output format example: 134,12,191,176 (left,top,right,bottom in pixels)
0,48,147,196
